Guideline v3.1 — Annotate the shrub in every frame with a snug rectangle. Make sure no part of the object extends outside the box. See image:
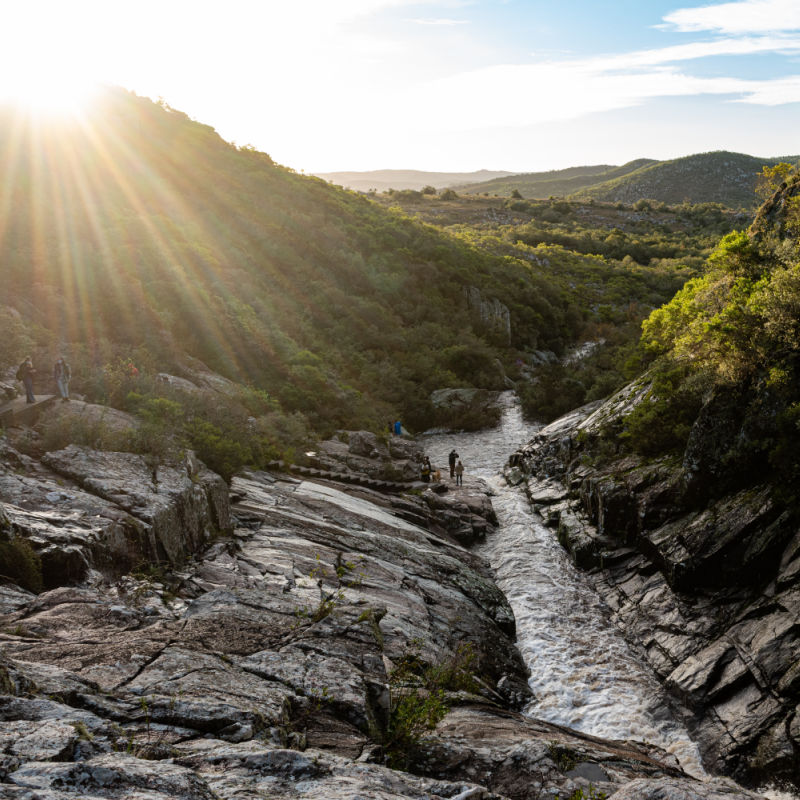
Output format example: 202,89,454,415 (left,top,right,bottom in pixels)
37,412,132,454
0,309,34,372
618,362,707,456
383,642,478,767
0,535,43,593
